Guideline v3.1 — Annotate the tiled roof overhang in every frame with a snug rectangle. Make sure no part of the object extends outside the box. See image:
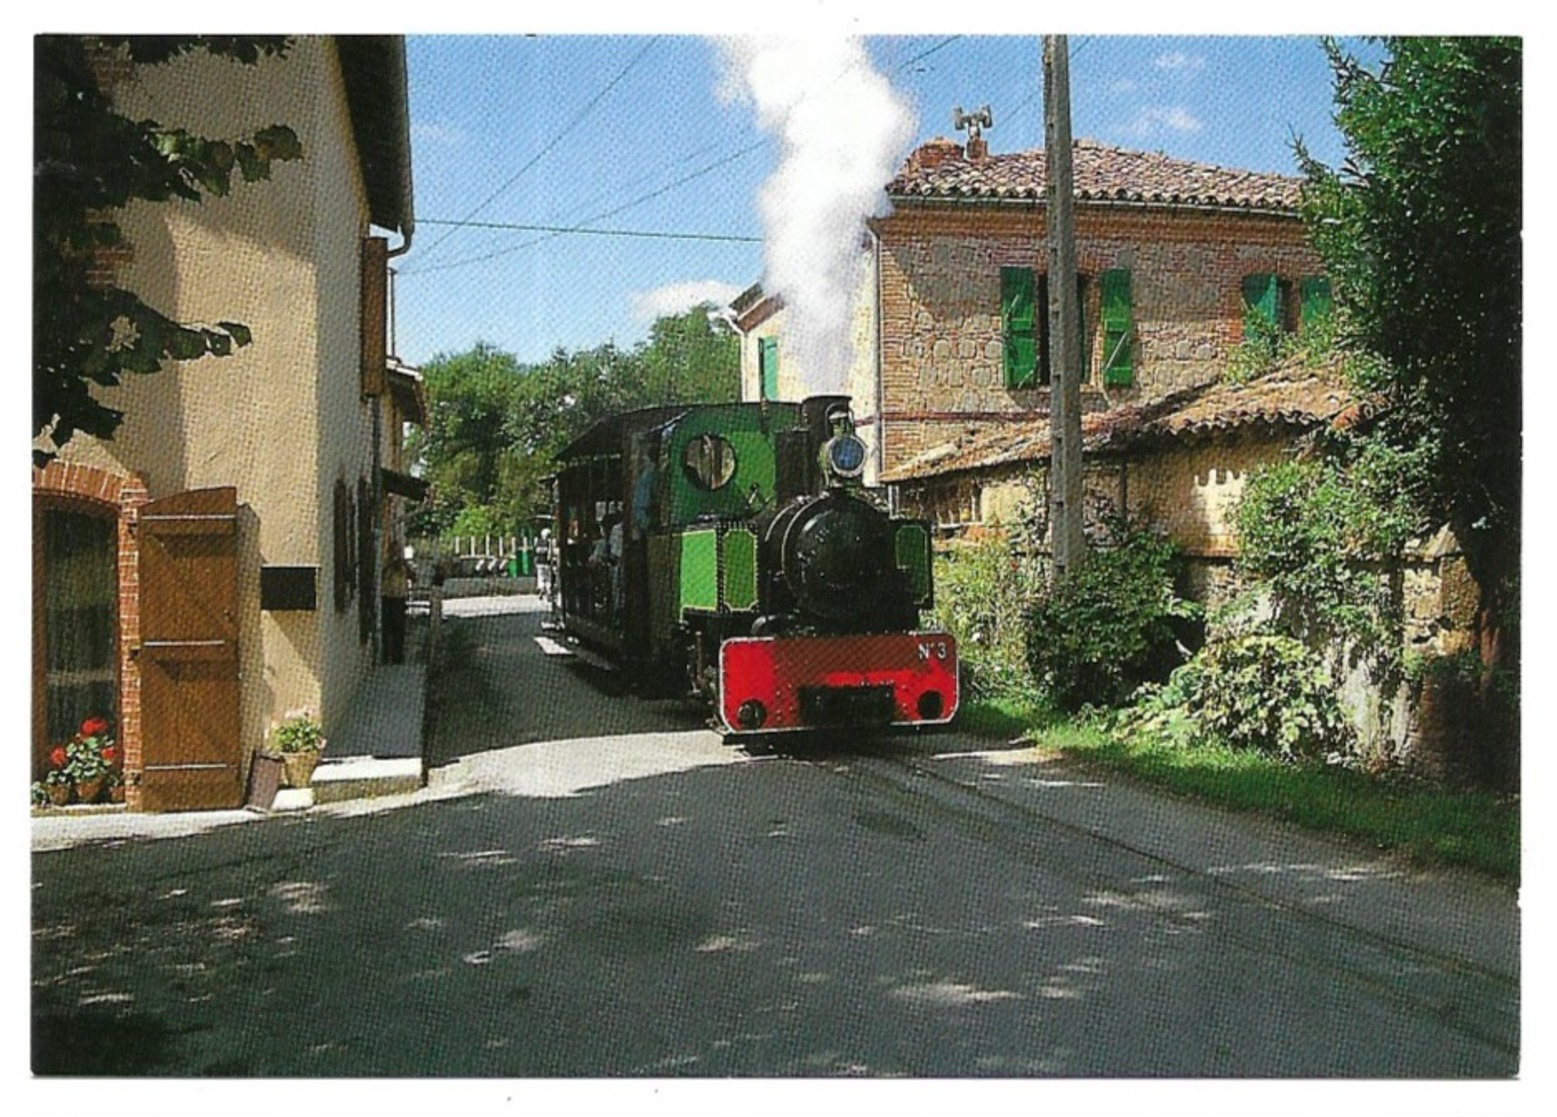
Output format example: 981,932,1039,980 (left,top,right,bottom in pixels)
882,364,1370,484
336,35,415,239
